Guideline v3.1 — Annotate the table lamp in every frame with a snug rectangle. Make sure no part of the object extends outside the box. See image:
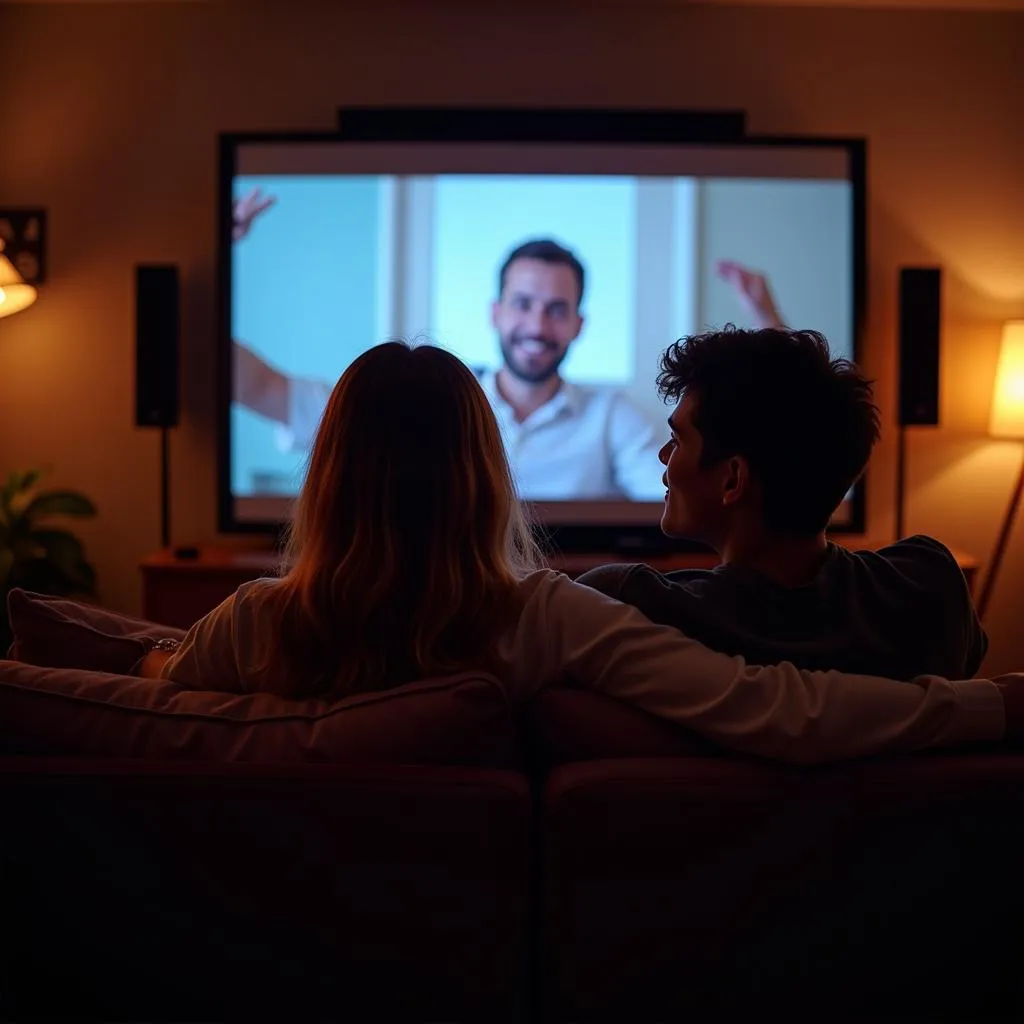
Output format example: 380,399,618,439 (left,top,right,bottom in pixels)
976,320,1024,619
0,242,37,319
